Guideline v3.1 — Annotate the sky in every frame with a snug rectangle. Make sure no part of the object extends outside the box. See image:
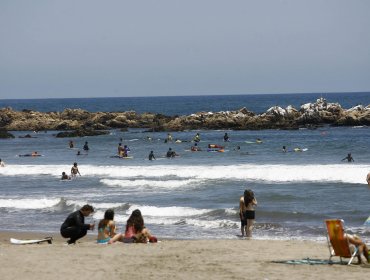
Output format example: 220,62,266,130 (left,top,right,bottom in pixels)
0,0,370,99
